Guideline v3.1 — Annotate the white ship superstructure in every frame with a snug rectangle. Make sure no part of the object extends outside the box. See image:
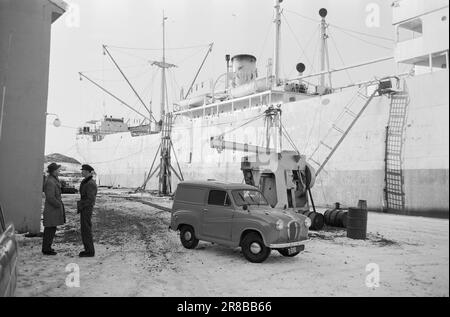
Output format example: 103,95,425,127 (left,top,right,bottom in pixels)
75,0,449,217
